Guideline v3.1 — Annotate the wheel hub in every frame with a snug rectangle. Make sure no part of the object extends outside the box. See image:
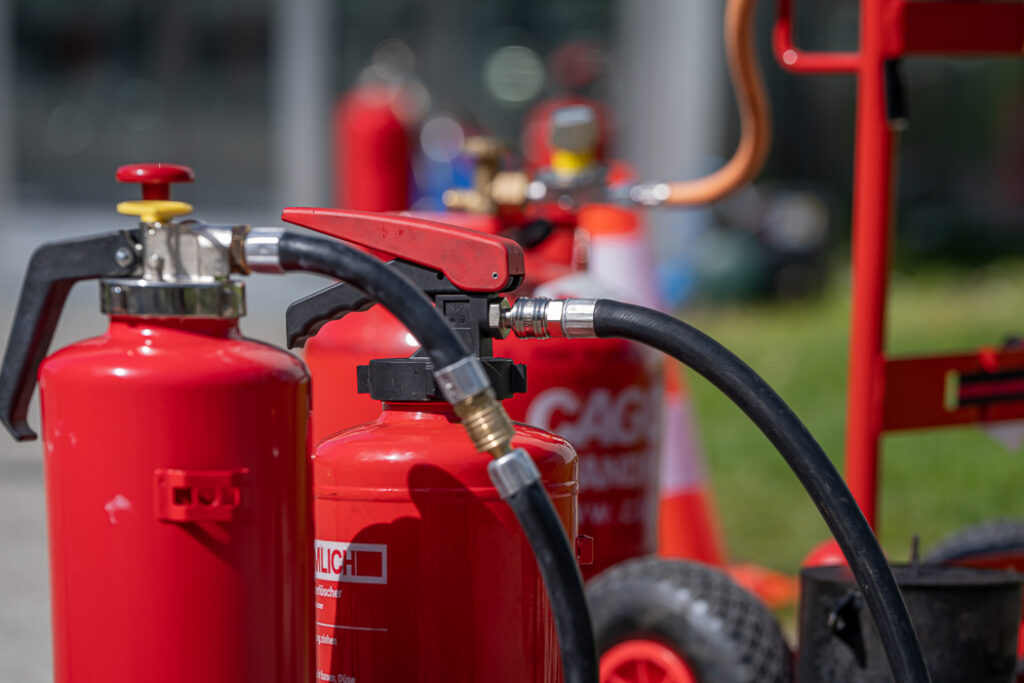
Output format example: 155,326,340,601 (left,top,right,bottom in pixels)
600,639,697,683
